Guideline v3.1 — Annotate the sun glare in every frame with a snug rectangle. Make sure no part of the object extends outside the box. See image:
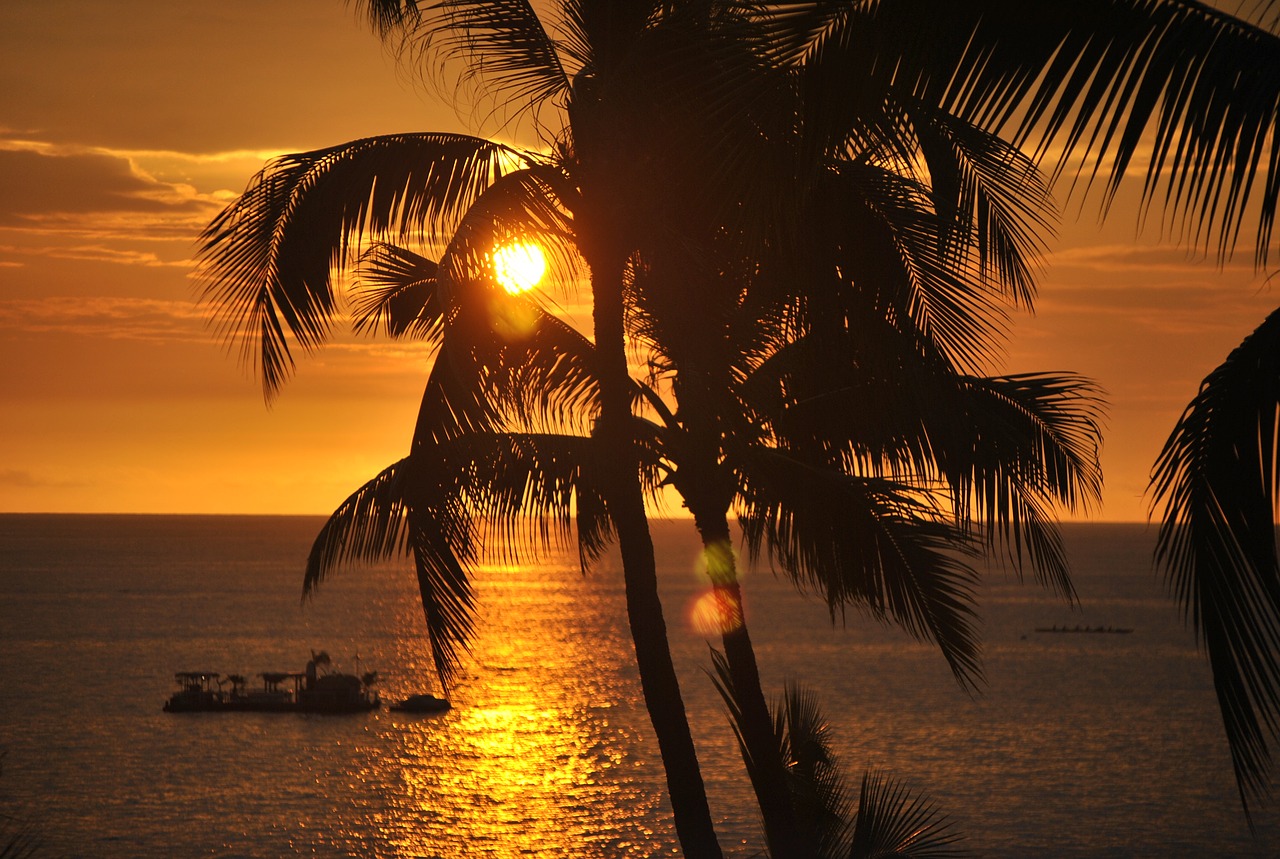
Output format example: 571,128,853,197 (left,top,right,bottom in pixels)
492,241,547,295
